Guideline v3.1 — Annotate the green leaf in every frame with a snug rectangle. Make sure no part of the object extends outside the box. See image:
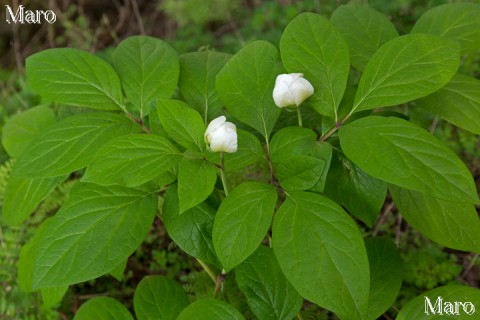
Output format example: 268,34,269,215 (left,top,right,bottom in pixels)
23,183,157,289
389,185,480,253
331,5,399,71
178,158,217,213
365,237,402,320
339,116,478,204
13,112,138,178
275,155,326,191
156,99,206,151
236,246,303,320
280,12,350,120
270,127,317,163
18,222,49,292
416,74,480,135
272,192,370,320
307,142,334,193
352,34,460,113
113,36,179,115
411,3,480,54
74,297,133,320
150,170,177,189
324,151,387,227
176,299,245,320
2,106,56,158
26,48,124,110
82,134,182,187
133,275,189,320
3,174,67,226
148,105,168,137
397,286,480,319
41,286,68,309
163,185,218,266
109,259,127,281
179,51,231,122
213,182,277,272
269,127,332,191
216,41,284,138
